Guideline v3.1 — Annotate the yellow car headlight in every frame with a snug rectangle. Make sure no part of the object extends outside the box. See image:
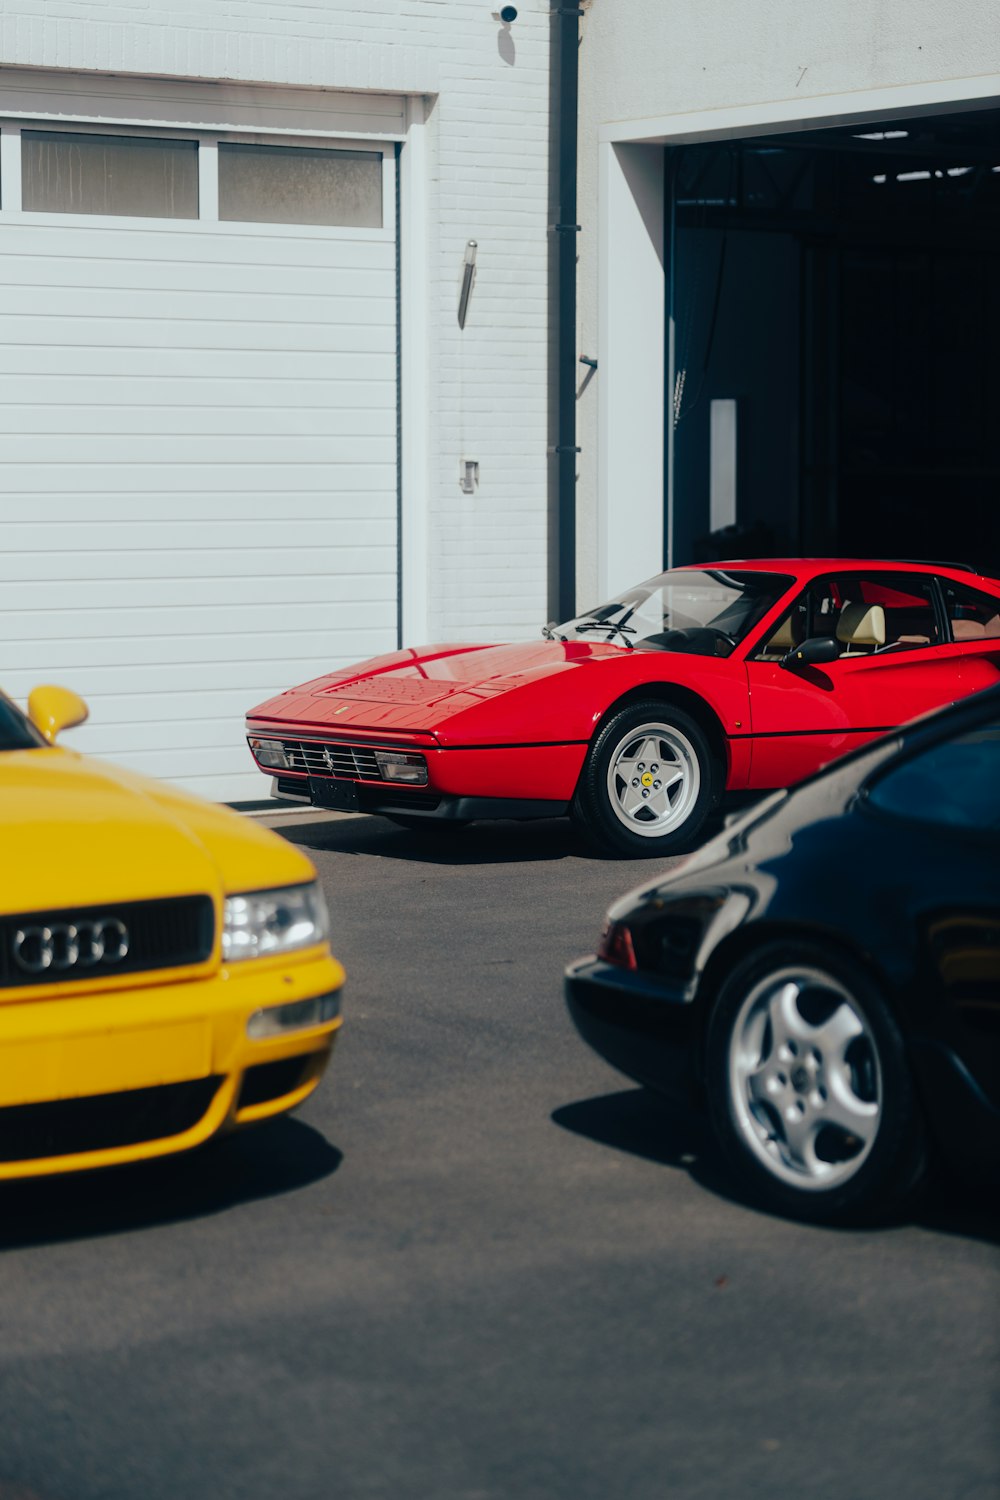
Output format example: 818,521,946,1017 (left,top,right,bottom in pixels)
222,881,330,963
